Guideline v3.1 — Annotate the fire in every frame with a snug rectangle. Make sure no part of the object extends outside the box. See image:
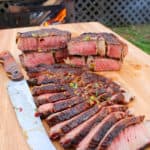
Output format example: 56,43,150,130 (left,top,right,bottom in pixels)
44,8,67,26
